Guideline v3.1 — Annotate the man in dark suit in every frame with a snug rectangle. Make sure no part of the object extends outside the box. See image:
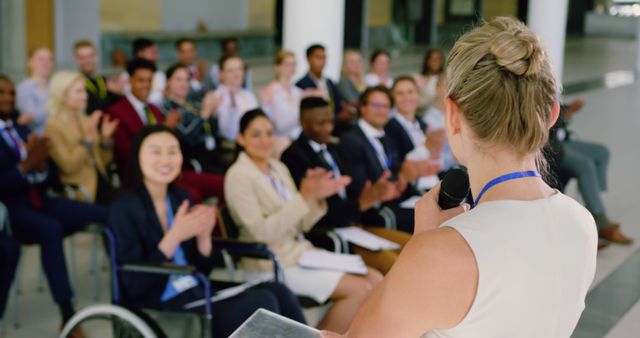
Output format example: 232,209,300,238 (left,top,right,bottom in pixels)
281,97,410,273
73,39,122,114
296,44,355,136
338,86,439,233
106,59,222,204
0,74,106,330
